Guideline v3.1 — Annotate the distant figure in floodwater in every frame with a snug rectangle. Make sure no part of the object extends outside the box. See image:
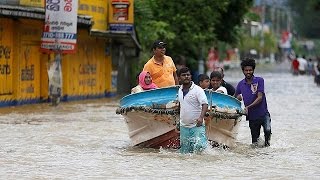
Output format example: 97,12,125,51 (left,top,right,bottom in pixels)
314,58,320,86
131,71,158,94
307,58,314,76
297,55,307,75
198,74,210,89
291,56,299,75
